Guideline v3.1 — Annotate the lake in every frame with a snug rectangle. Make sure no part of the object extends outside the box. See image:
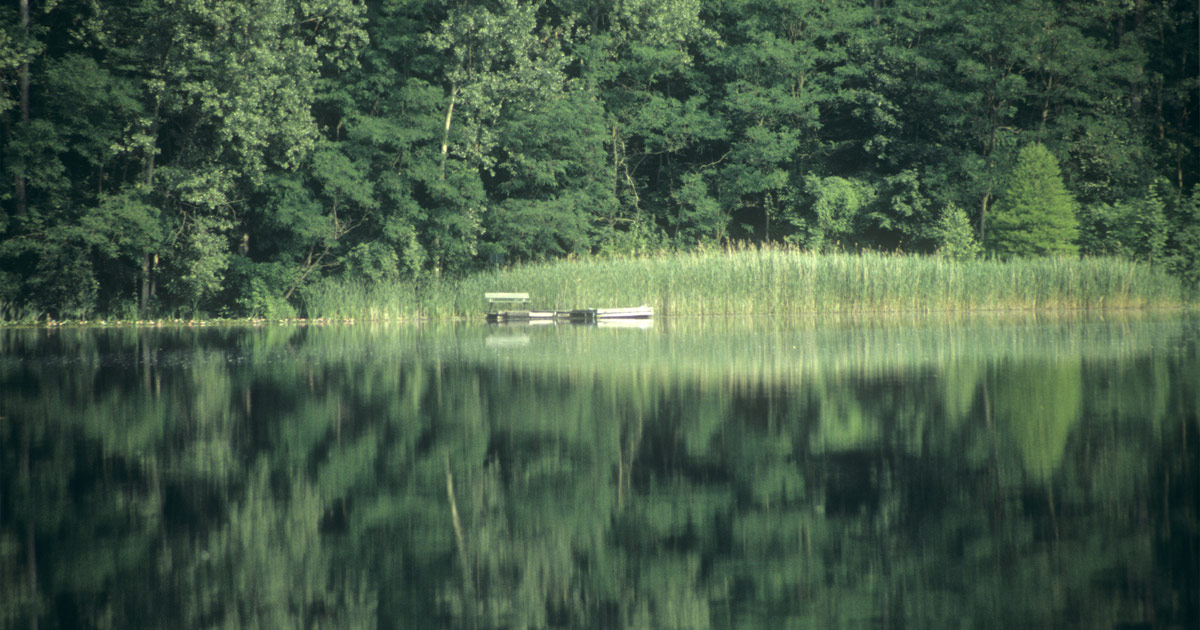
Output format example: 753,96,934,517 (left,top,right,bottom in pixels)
1,312,1197,629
